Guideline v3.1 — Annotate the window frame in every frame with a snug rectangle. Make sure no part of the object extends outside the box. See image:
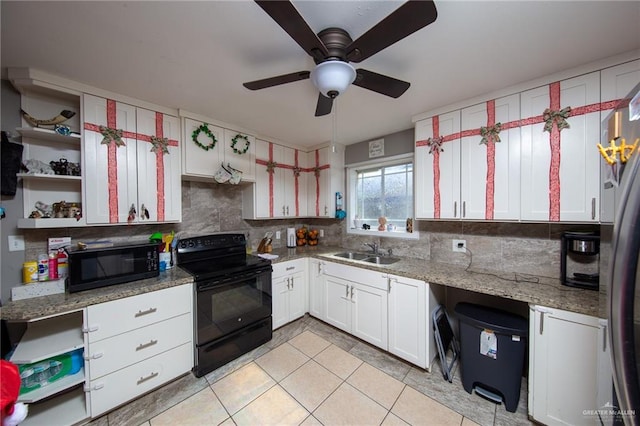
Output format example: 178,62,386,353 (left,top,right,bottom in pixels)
346,153,419,240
